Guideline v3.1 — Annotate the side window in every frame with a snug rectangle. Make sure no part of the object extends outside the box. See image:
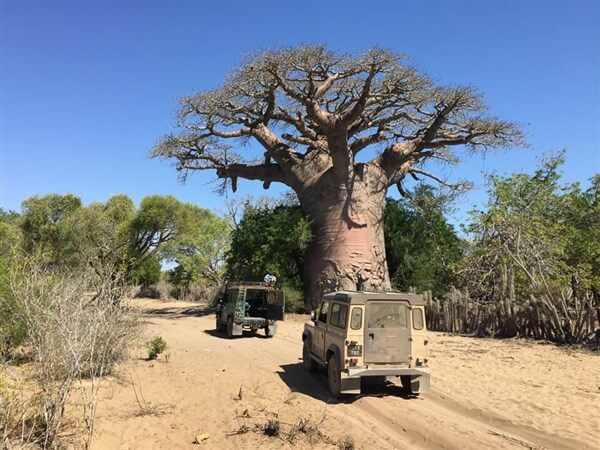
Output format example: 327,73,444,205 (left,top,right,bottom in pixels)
330,303,349,329
338,304,348,328
318,300,330,324
330,303,340,326
412,308,424,330
350,307,362,330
